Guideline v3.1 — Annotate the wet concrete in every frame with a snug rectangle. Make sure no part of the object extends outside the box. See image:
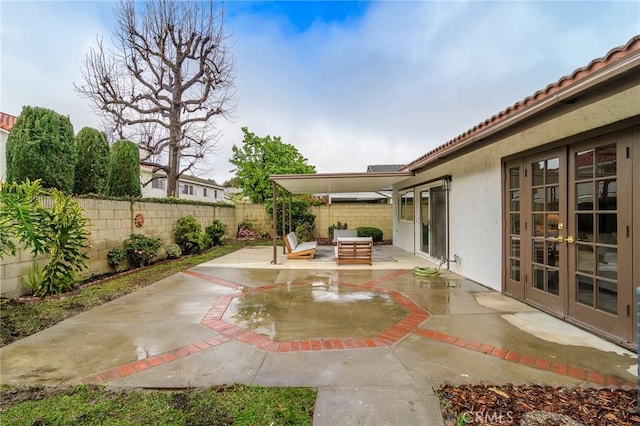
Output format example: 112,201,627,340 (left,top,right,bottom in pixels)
223,283,407,341
1,246,637,425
